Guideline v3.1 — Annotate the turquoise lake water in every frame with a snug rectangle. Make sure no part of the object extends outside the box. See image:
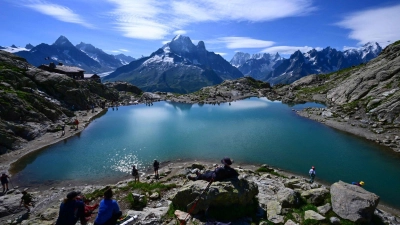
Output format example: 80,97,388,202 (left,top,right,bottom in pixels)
11,98,400,208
